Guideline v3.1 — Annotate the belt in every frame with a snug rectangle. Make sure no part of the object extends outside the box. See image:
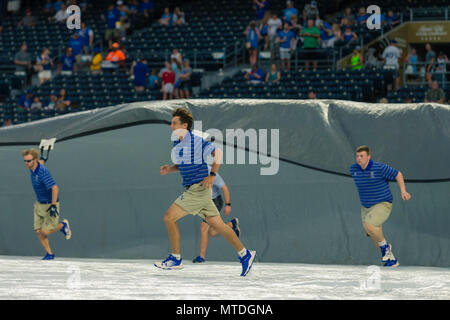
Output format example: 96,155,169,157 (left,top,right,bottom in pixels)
38,201,57,204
